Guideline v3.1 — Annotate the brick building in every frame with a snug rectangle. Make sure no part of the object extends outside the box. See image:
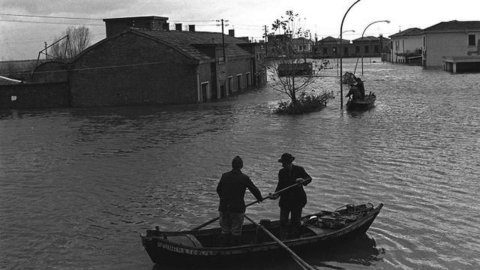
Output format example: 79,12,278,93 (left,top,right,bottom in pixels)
67,16,266,107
